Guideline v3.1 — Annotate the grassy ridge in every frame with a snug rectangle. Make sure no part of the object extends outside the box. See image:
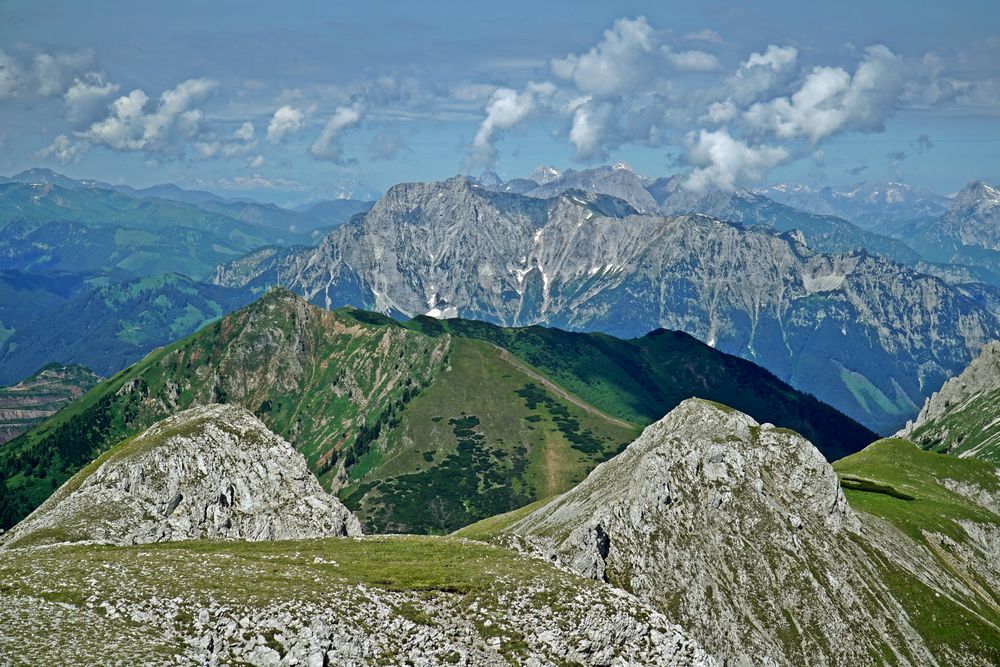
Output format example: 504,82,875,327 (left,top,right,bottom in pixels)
405,316,876,460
